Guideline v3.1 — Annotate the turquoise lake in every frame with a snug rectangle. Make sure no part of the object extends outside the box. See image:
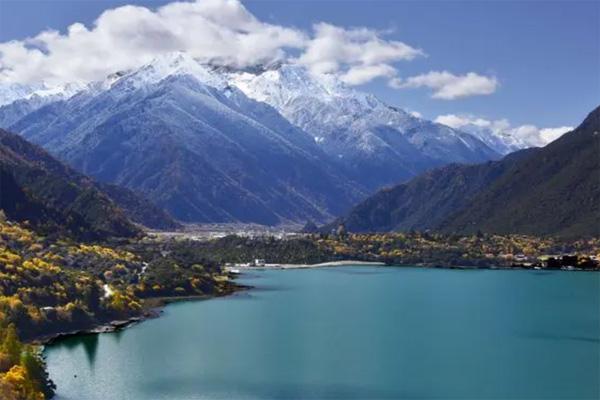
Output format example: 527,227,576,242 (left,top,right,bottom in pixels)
45,267,600,399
